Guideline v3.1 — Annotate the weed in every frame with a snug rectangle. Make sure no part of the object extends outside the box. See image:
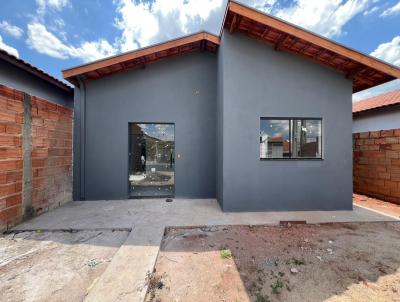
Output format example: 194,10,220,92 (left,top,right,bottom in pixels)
271,279,284,294
278,271,285,277
220,248,232,259
255,293,270,302
292,257,305,265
